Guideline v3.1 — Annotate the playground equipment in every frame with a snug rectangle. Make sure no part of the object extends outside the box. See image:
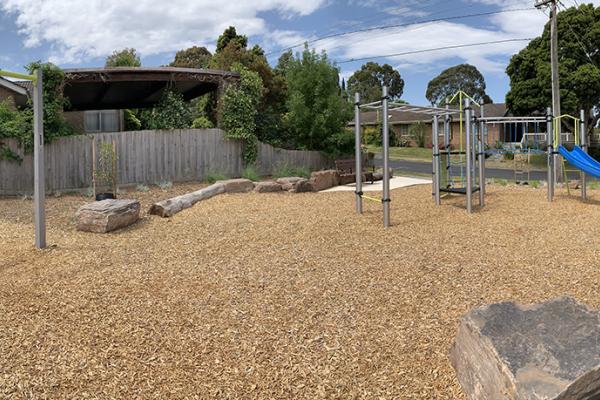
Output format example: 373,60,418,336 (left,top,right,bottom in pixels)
0,69,45,248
